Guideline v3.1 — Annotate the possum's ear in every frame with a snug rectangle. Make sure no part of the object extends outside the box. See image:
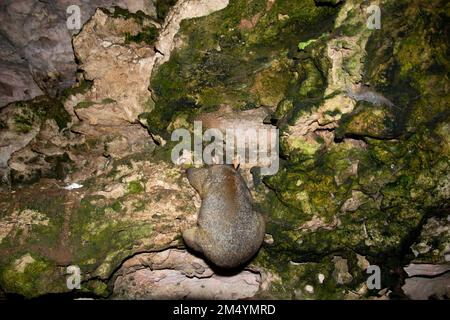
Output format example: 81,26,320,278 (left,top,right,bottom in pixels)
186,167,208,196
232,158,240,170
